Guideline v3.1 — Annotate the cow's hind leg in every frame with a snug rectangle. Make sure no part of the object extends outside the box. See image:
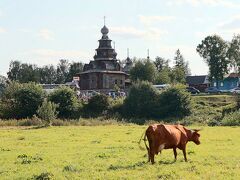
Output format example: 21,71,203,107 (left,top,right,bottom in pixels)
173,148,177,161
147,147,150,162
182,147,187,162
